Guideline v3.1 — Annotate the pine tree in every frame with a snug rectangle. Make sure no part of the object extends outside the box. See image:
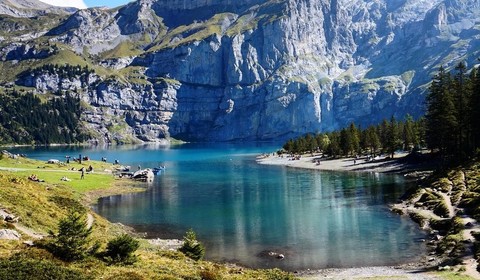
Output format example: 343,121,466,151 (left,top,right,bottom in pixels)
179,229,205,261
348,122,361,155
386,116,400,158
471,66,480,151
453,62,471,158
426,67,457,155
402,114,417,151
379,119,389,154
46,211,92,261
364,125,380,156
